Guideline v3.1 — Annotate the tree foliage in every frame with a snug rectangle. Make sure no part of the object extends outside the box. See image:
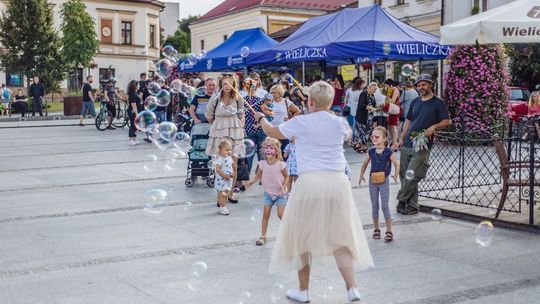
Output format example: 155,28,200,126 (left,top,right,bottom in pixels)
505,44,540,90
0,0,65,93
163,15,199,54
60,0,99,76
